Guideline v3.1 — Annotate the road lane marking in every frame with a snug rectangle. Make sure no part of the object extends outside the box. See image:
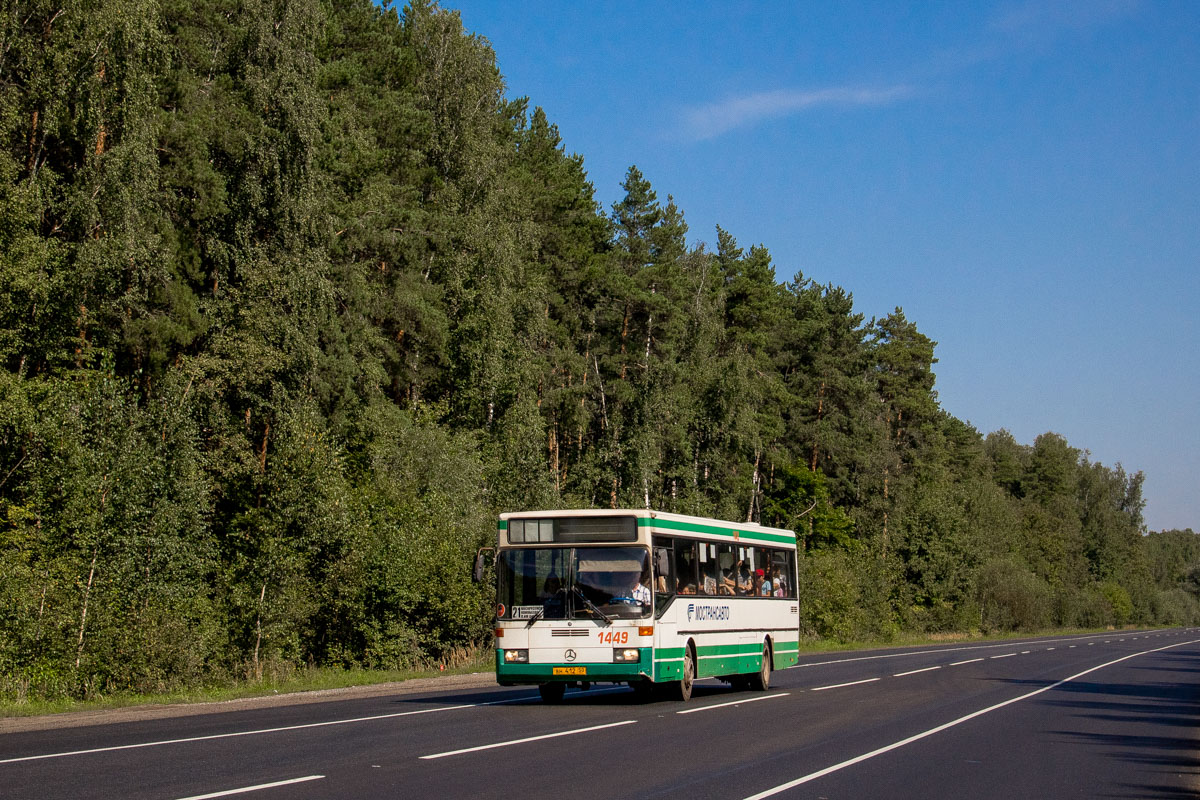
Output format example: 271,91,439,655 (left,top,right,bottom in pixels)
950,658,983,666
677,693,790,715
0,693,546,764
742,637,1200,800
787,631,1156,670
811,678,880,691
418,720,636,759
175,776,324,799
989,653,1016,659
894,666,941,677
